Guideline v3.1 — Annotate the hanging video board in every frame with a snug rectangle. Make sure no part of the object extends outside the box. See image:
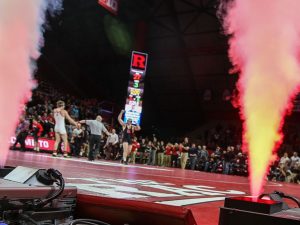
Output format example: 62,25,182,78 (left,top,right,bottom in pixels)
98,0,119,15
124,51,148,125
